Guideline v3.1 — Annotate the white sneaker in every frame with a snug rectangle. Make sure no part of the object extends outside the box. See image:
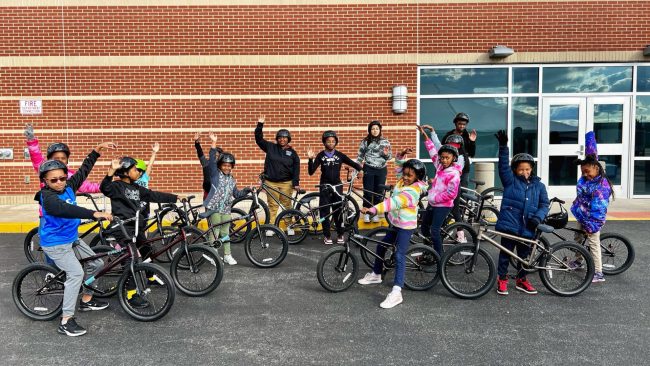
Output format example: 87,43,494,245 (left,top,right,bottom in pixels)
380,291,403,309
336,236,345,245
363,214,371,223
286,228,295,236
265,230,274,237
357,272,382,285
456,230,467,243
372,215,380,223
223,255,237,265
